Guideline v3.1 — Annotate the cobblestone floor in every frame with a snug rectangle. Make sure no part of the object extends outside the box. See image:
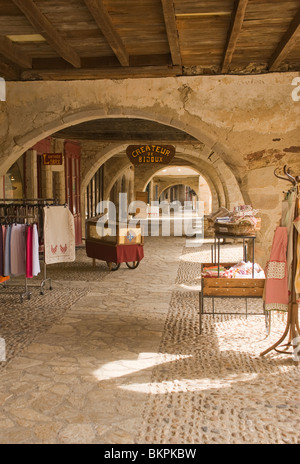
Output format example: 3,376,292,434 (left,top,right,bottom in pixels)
0,237,299,444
